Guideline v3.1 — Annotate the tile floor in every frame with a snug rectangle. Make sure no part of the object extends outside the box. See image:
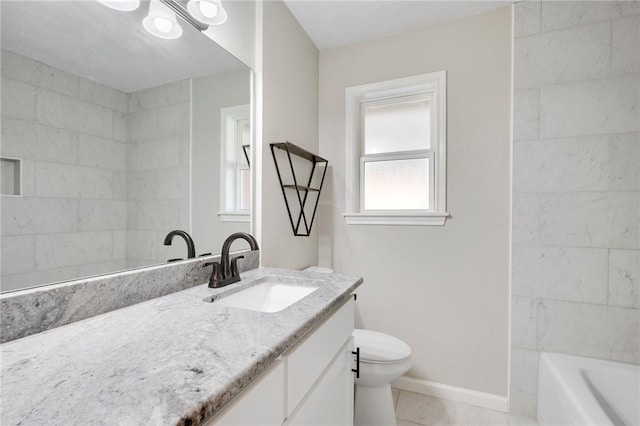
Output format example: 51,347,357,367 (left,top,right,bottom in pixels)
391,389,539,426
